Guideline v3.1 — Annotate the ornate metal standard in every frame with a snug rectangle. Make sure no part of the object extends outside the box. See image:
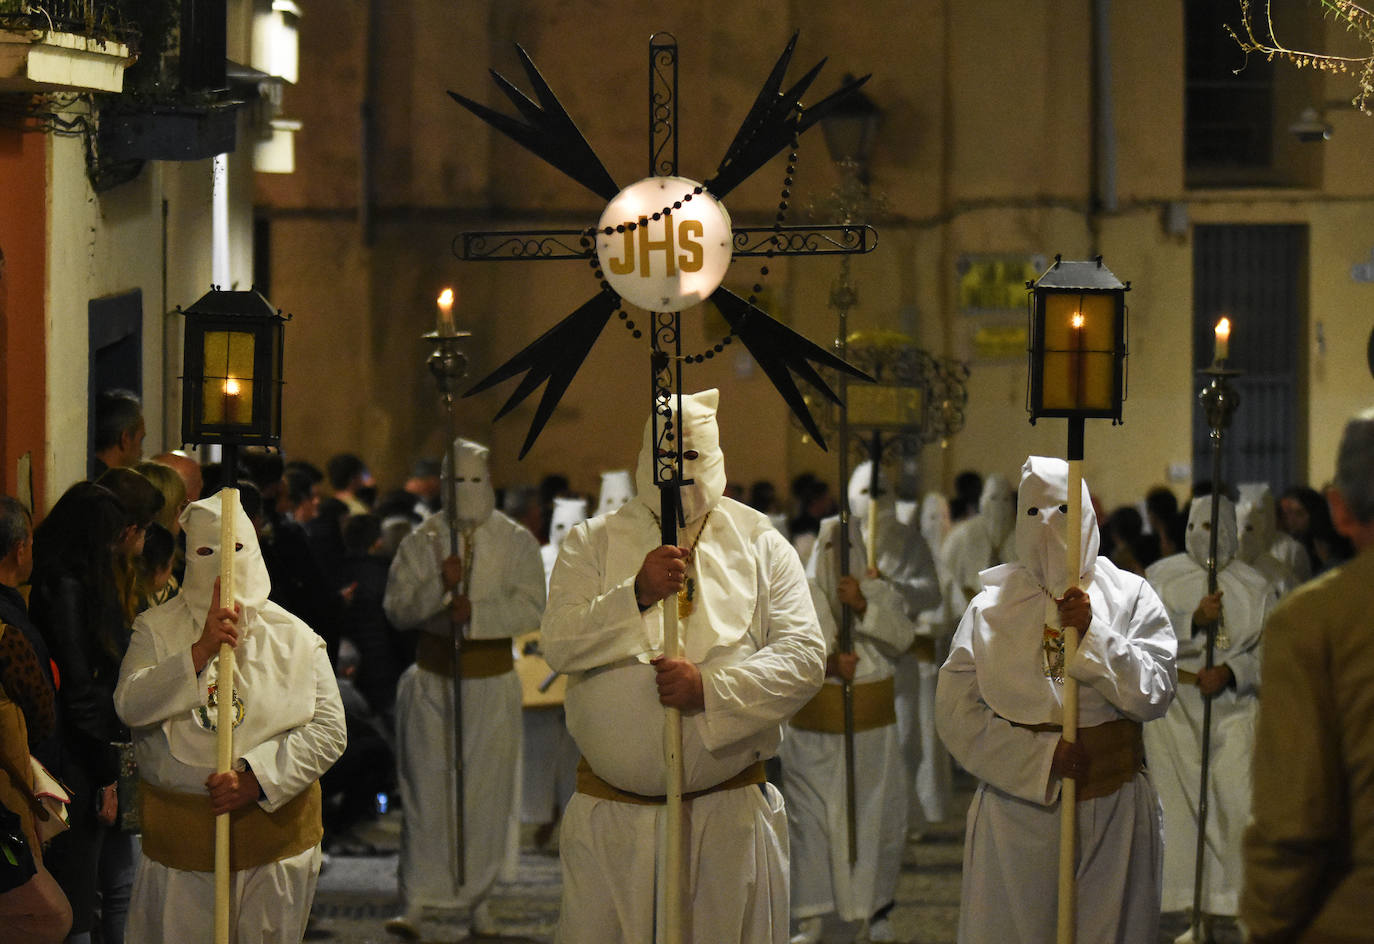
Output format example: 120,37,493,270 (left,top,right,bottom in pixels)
449,32,877,458
817,330,970,869
448,31,881,943
1191,360,1241,944
424,325,472,886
